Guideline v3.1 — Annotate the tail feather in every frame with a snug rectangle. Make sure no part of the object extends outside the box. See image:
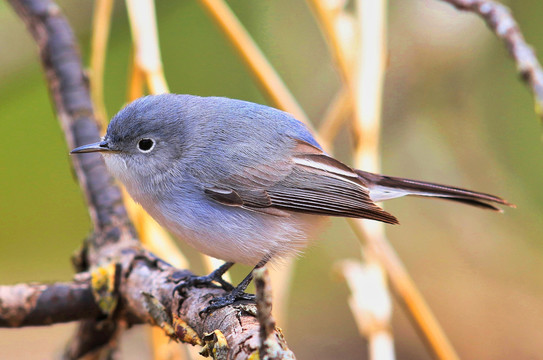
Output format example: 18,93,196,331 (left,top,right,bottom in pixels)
355,170,514,211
